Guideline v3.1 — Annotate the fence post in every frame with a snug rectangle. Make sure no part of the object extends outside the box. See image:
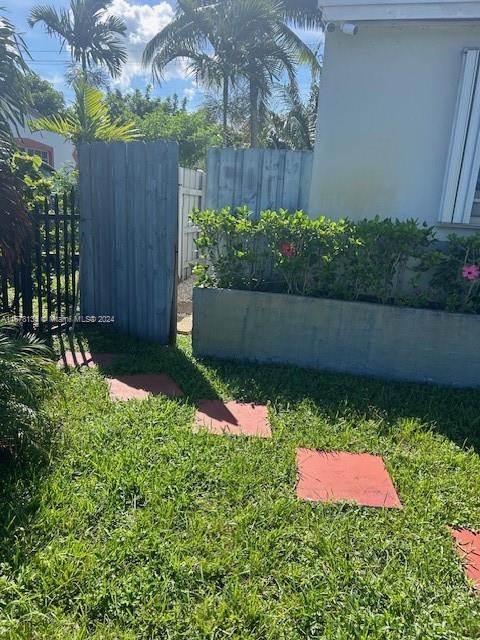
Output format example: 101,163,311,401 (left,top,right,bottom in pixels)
21,251,33,333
